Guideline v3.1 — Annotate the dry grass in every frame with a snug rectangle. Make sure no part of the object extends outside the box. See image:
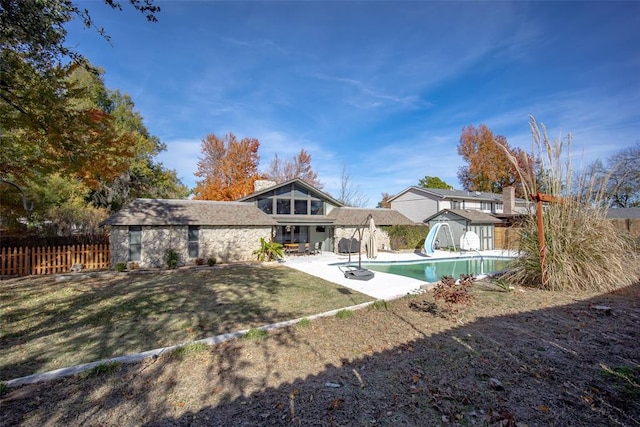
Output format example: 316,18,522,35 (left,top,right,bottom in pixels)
500,116,640,292
0,265,372,381
2,280,639,426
